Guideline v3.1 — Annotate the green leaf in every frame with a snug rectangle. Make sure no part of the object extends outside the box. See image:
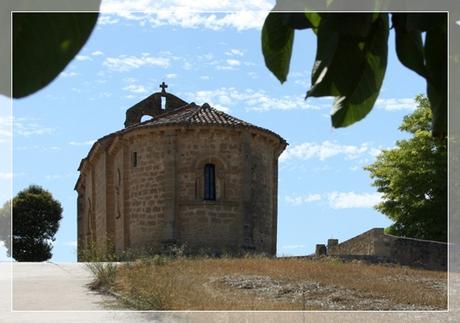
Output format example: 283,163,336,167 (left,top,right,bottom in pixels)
282,13,313,30
331,14,389,127
307,14,368,98
261,13,295,83
305,12,322,33
308,28,339,96
320,13,375,39
13,13,99,98
406,13,447,32
425,23,447,138
307,36,364,98
306,14,389,128
392,13,426,78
